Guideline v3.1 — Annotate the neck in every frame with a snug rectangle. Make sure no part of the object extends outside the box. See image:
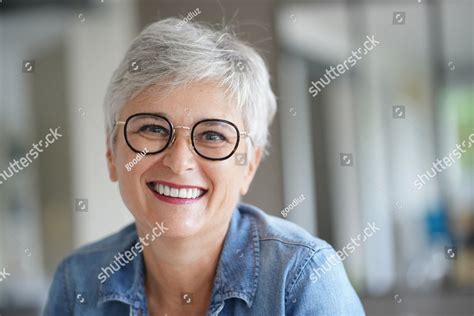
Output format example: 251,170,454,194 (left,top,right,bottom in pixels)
140,223,229,313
